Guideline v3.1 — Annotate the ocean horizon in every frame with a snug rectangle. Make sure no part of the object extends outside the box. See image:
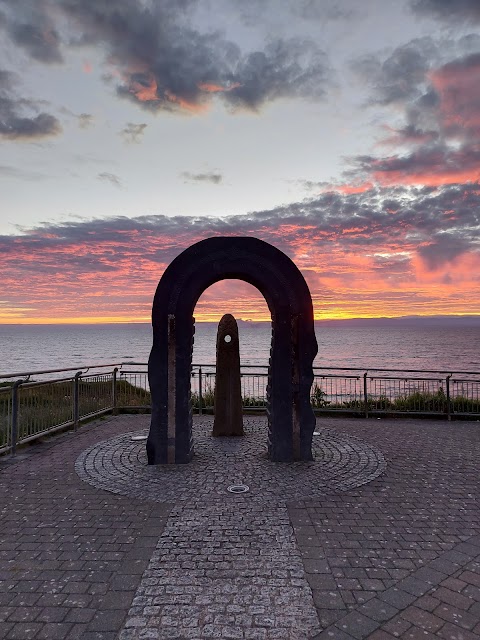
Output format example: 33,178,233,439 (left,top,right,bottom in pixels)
1,316,480,376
